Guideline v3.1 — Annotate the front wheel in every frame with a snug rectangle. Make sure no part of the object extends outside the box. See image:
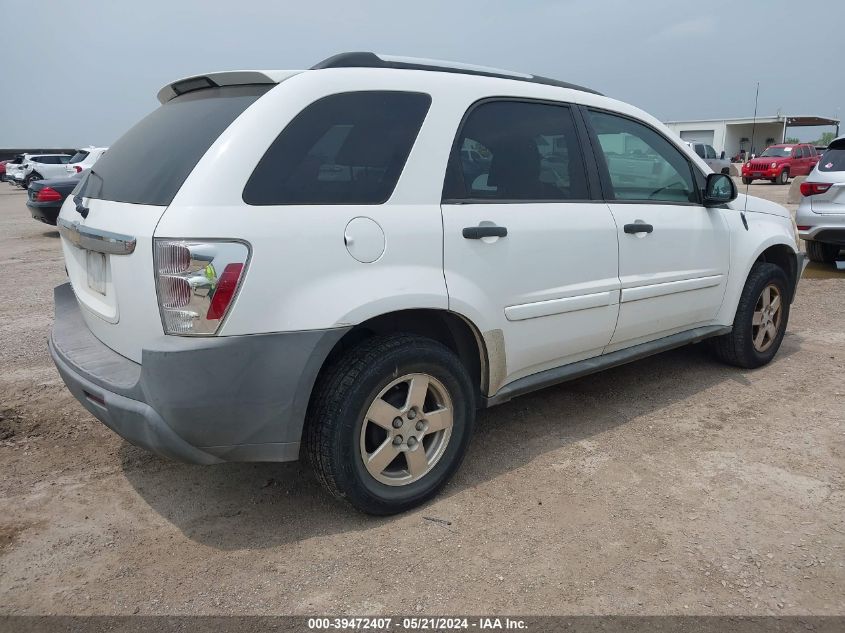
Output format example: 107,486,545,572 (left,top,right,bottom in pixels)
305,334,475,515
711,262,790,369
742,177,752,185
778,169,789,185
24,172,41,188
